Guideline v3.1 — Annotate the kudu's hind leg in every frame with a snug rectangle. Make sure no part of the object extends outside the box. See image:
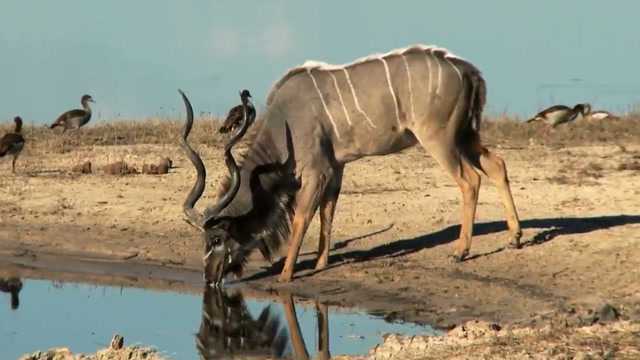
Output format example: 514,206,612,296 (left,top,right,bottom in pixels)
316,166,344,270
464,143,522,248
420,137,481,261
278,172,328,282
